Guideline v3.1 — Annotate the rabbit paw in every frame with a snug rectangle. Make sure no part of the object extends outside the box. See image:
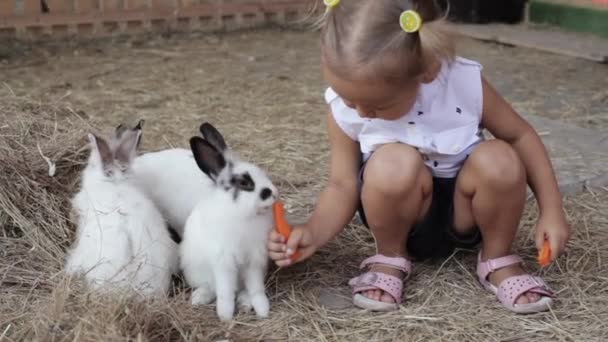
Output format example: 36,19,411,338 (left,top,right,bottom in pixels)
237,291,253,312
191,287,215,306
216,299,235,322
251,293,270,318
